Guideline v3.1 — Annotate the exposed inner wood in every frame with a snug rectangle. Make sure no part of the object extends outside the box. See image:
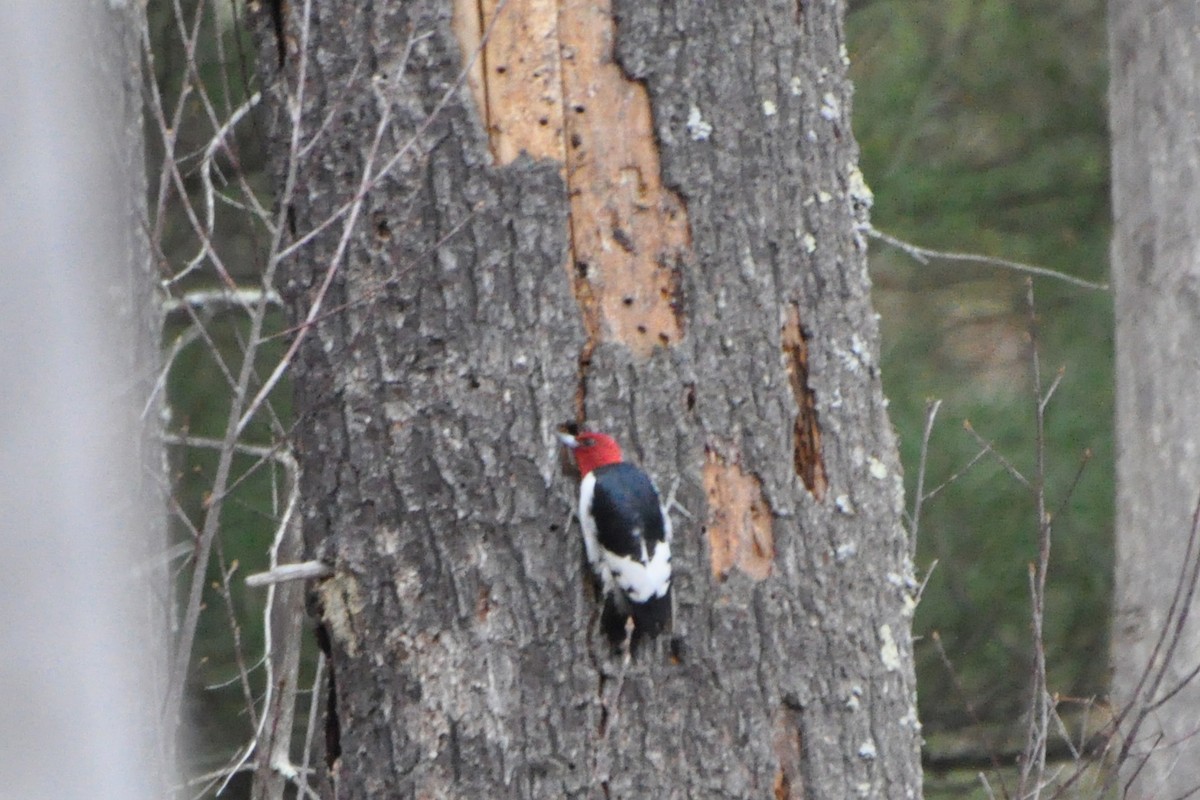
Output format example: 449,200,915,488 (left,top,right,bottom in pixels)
782,303,828,500
450,0,488,136
772,706,803,800
453,0,567,163
703,448,775,581
452,0,688,358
